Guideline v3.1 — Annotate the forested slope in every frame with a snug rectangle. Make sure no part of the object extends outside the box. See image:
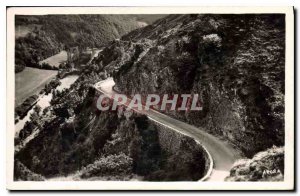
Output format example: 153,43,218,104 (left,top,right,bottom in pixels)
15,15,164,73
